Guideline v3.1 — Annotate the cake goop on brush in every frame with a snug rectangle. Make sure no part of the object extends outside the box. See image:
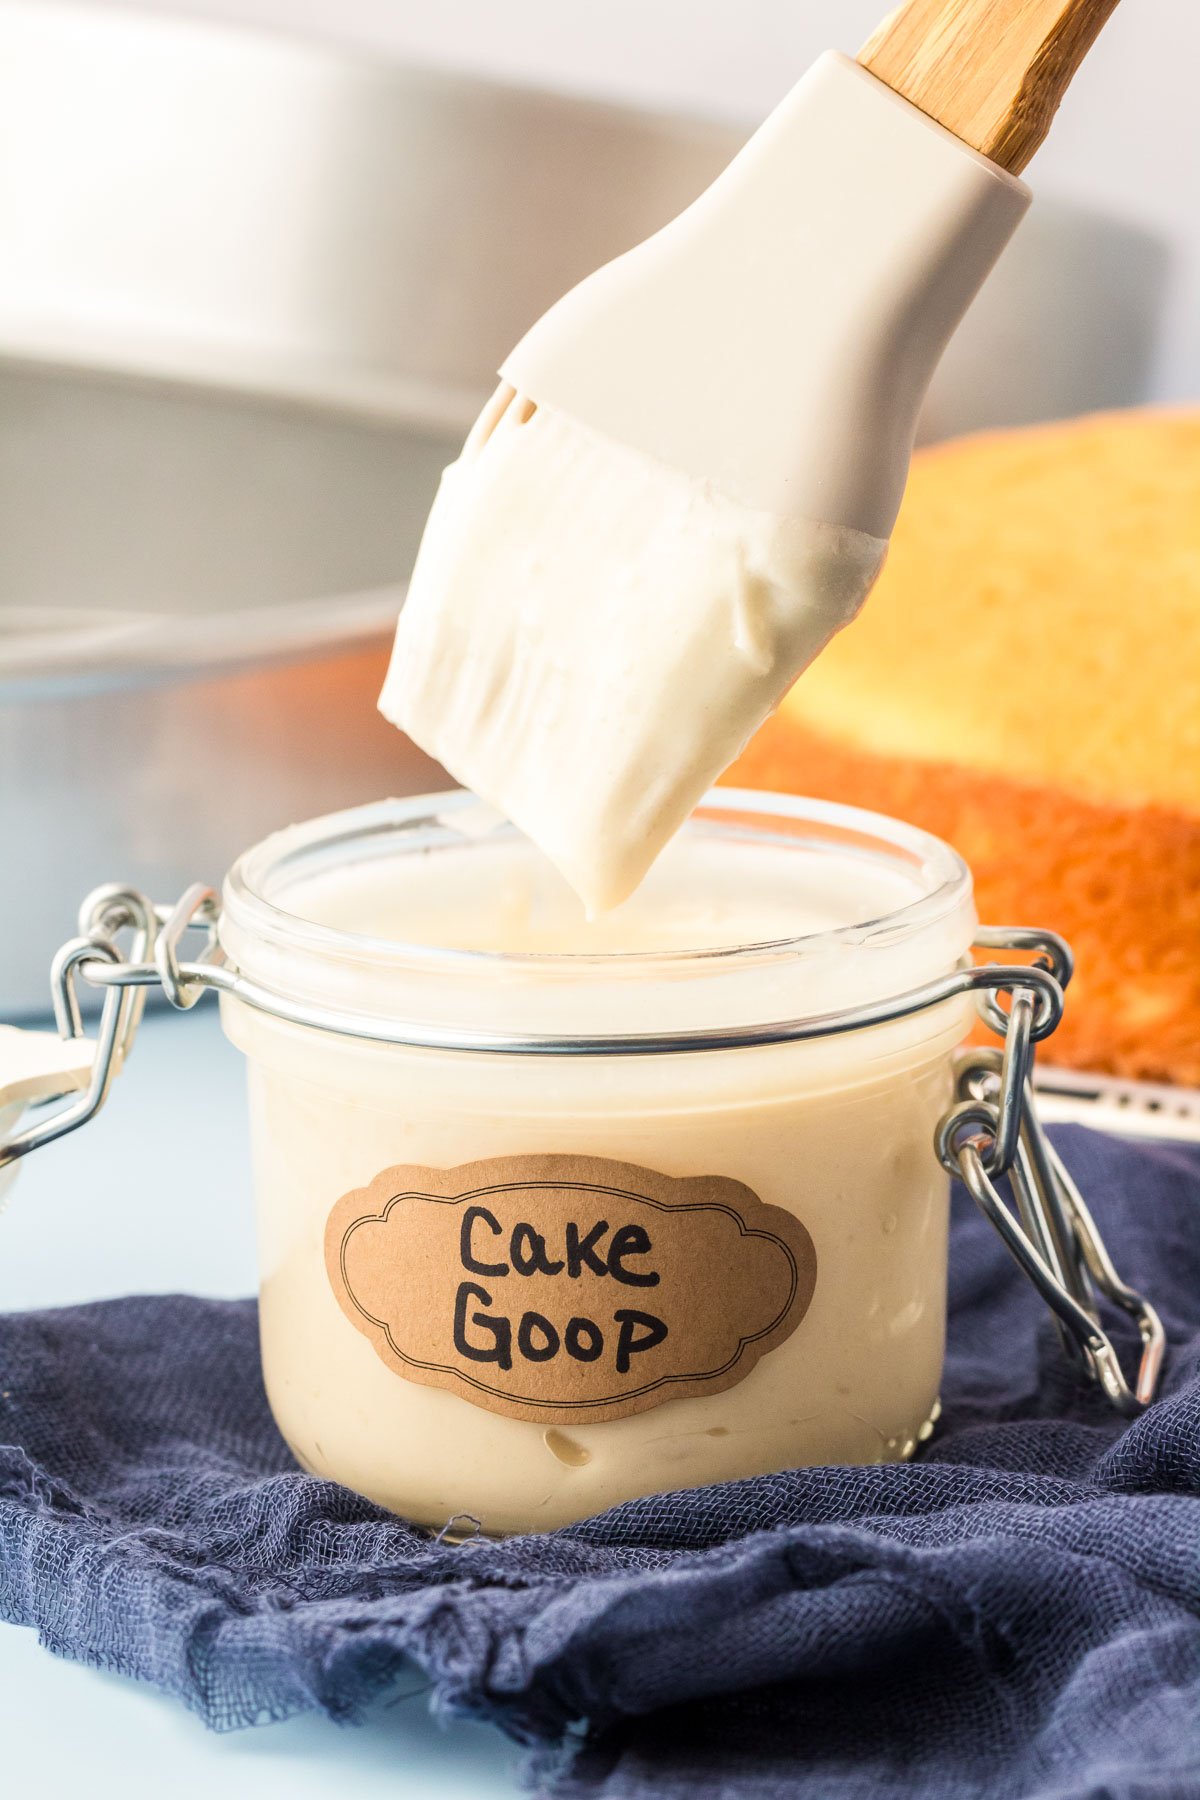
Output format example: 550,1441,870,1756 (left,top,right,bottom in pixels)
379,401,885,914
730,408,1200,1085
